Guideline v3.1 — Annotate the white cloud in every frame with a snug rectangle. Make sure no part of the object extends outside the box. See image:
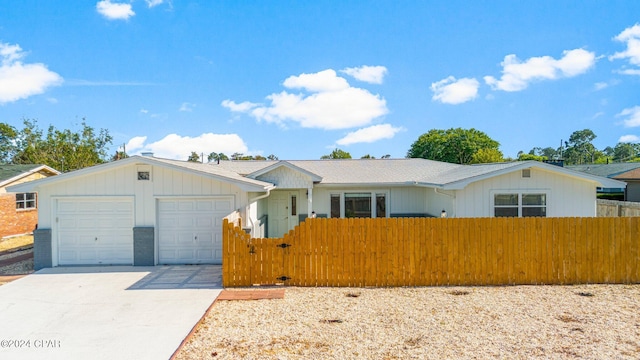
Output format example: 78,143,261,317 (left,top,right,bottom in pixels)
140,108,149,113
128,133,249,160
96,1,135,20
221,100,258,112
0,42,63,104
179,102,195,112
335,124,404,146
617,69,640,76
594,82,608,90
341,65,388,84
431,76,479,104
619,134,640,143
617,106,640,127
283,69,350,92
610,24,640,67
125,136,147,152
224,69,388,130
484,49,596,92
46,97,58,104
146,0,163,7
